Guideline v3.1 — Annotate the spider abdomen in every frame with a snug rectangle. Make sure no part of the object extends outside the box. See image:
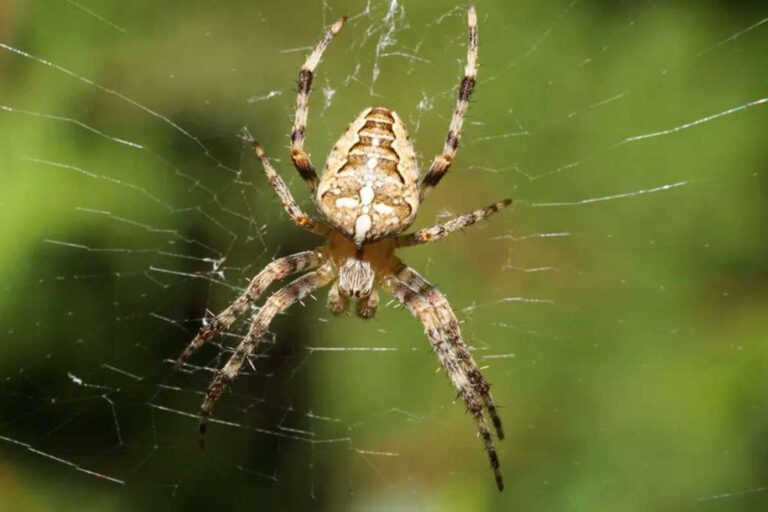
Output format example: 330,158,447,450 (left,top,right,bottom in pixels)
317,107,419,245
